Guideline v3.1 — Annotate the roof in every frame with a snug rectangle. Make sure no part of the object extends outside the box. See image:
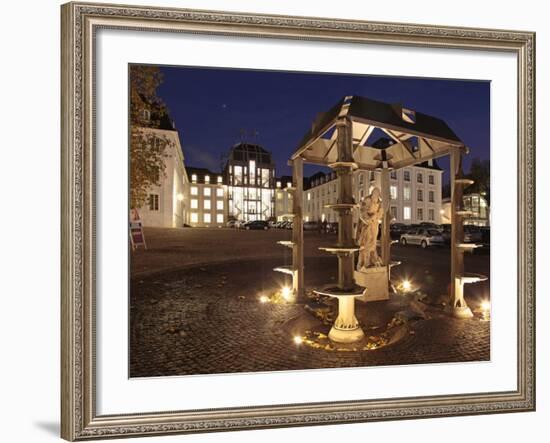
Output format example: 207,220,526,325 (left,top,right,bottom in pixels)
227,143,274,165
185,166,225,184
293,95,466,171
